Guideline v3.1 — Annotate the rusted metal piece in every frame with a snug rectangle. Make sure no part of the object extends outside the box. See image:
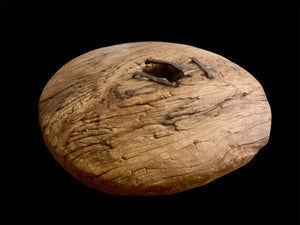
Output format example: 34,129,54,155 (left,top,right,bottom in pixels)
191,57,214,79
133,71,177,87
